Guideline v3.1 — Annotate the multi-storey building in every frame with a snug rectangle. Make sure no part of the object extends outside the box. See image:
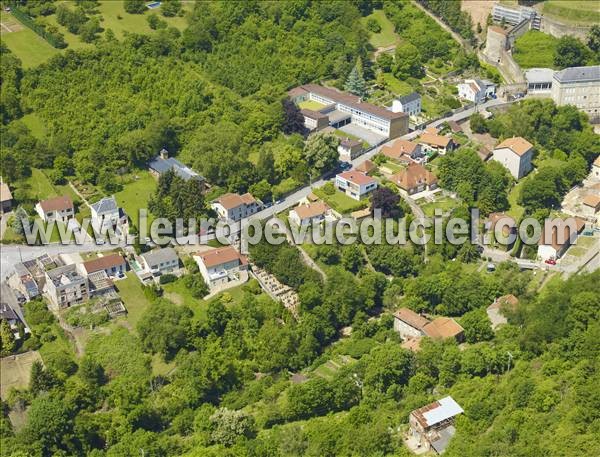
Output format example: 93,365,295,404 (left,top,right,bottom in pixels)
44,264,89,309
551,66,600,120
288,84,408,139
211,193,261,222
